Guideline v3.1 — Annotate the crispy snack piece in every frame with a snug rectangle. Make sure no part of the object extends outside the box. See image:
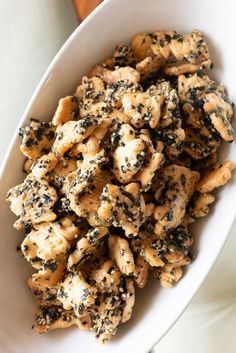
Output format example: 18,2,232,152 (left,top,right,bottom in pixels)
150,31,176,59
163,30,211,75
189,192,215,218
6,173,57,230
147,80,179,127
153,252,191,287
131,32,166,79
52,117,100,156
90,260,135,343
131,33,153,61
148,81,185,159
19,120,55,160
136,54,165,80
112,124,147,183
168,30,210,64
154,165,200,235
178,73,234,142
154,263,183,287
105,81,142,109
178,72,210,102
121,278,135,323
122,92,162,128
133,131,164,191
76,76,105,102
108,235,136,276
197,160,234,193
89,65,140,84
76,119,111,155
134,255,149,288
203,91,234,142
183,127,219,160
131,231,165,267
35,306,91,333
52,157,78,190
68,227,108,269
52,96,80,126
21,217,79,266
92,259,121,293
28,253,67,306
57,270,97,315
164,60,211,76
165,223,193,256
64,149,111,221
75,76,106,118
92,306,122,344
97,182,146,237
103,44,135,68
66,169,112,223
31,152,58,180
132,30,211,77
23,158,34,174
